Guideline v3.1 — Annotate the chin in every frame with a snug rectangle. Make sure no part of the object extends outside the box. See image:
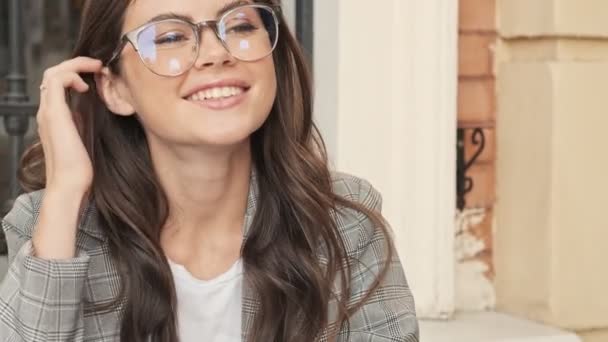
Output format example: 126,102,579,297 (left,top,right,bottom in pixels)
191,129,254,149
196,117,266,146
